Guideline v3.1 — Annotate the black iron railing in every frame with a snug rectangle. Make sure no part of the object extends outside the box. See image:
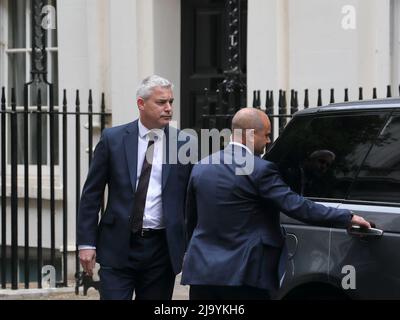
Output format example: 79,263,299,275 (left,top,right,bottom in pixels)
249,85,399,141
0,87,110,291
200,84,400,147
